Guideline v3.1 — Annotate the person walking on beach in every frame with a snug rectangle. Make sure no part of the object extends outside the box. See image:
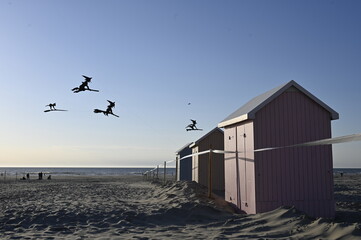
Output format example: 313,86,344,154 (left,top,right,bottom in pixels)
26,173,30,180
